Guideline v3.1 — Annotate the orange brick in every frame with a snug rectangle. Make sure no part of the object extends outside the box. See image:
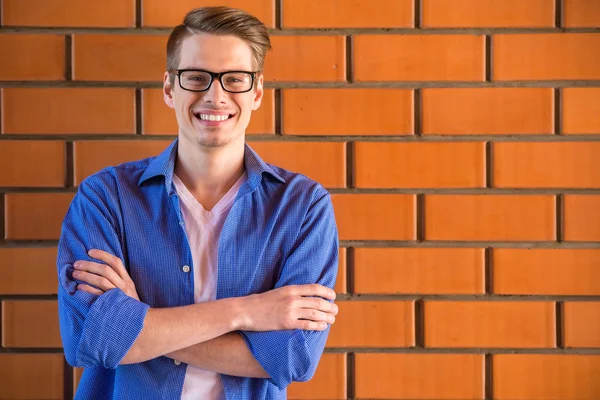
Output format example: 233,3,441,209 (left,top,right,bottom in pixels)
564,0,600,27
494,355,600,399
282,89,413,136
288,354,346,399
0,141,65,187
248,142,346,188
0,248,58,295
564,302,600,348
564,195,600,241
5,193,74,240
74,367,83,394
422,88,554,135
142,0,275,28
354,35,485,82
72,34,167,81
331,194,416,241
494,249,600,295
2,301,61,348
73,140,172,185
425,301,556,348
282,0,413,28
355,353,484,399
2,0,135,27
422,0,554,27
335,248,346,294
142,88,275,135
494,34,600,80
265,36,345,82
354,248,485,294
2,88,135,134
327,301,414,347
424,195,556,241
494,142,600,188
562,88,600,134
0,34,64,80
355,142,485,188
0,354,63,399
